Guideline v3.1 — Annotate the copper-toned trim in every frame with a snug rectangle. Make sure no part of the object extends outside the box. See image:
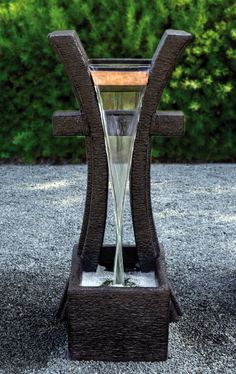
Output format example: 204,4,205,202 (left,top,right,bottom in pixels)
90,71,149,86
